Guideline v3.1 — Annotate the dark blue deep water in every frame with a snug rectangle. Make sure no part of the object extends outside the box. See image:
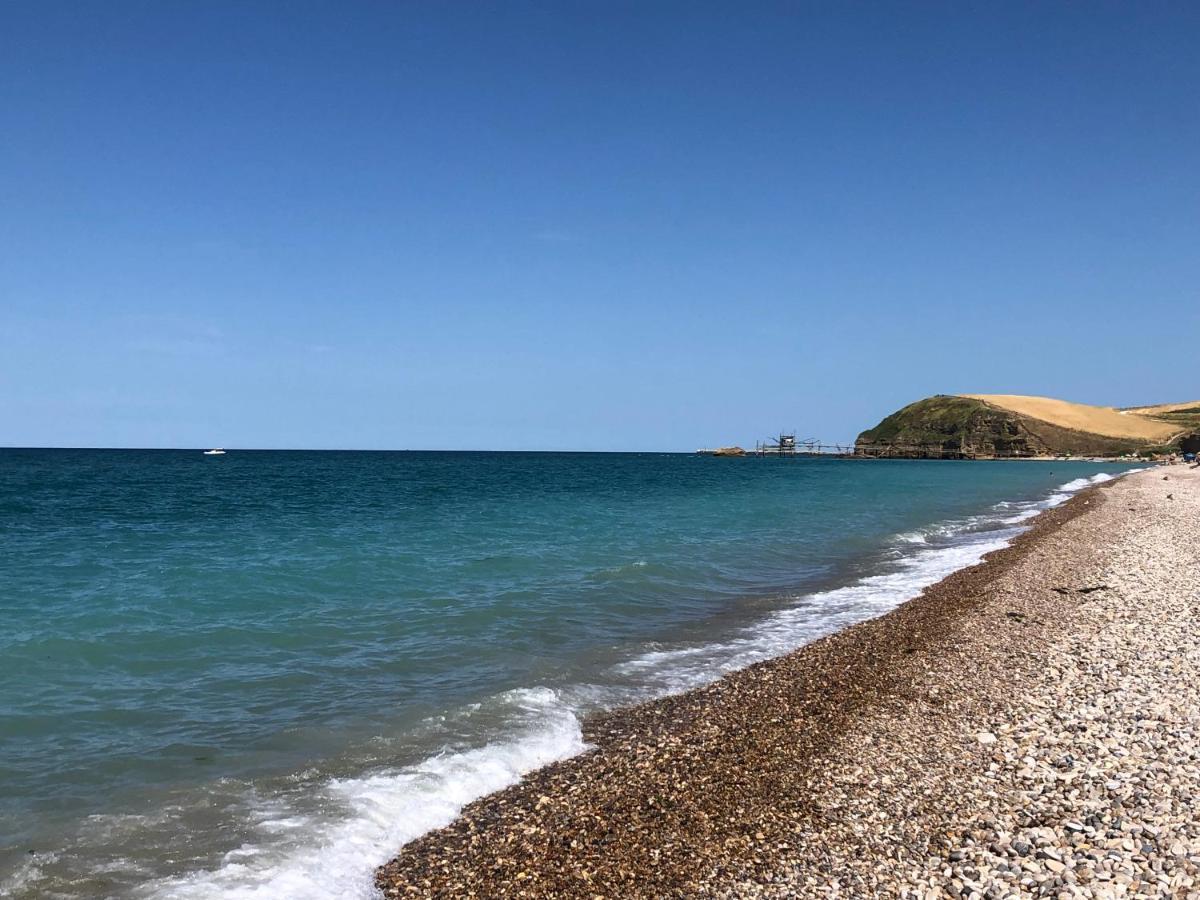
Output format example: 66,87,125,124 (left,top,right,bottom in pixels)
0,450,1134,898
